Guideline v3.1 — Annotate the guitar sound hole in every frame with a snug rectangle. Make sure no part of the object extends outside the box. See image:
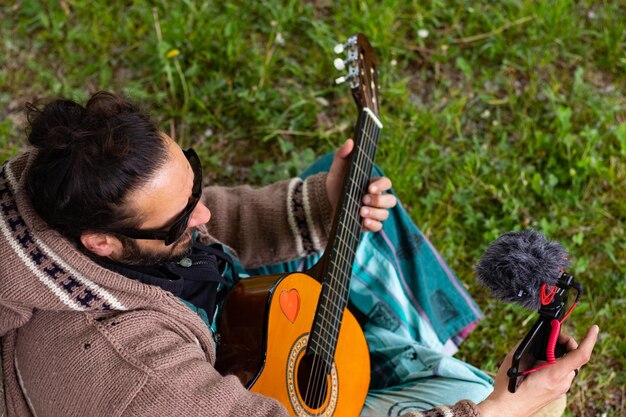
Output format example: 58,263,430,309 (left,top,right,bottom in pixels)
296,352,329,410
